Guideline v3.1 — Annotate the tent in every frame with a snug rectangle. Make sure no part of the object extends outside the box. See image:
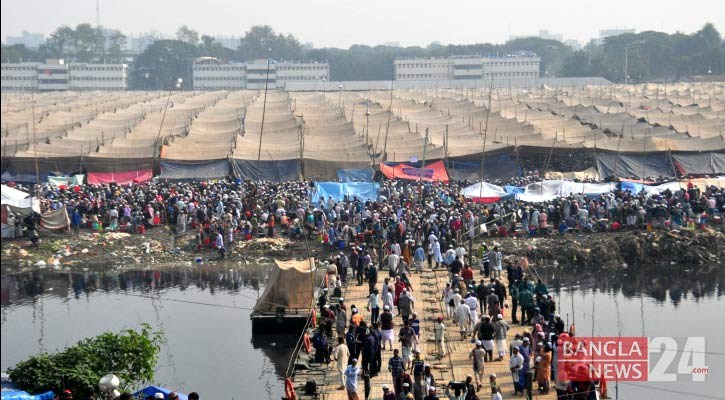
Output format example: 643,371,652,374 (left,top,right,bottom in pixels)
253,258,316,313
47,175,85,187
461,182,509,203
311,182,380,203
672,153,725,176
380,160,449,182
132,386,188,400
516,180,616,202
